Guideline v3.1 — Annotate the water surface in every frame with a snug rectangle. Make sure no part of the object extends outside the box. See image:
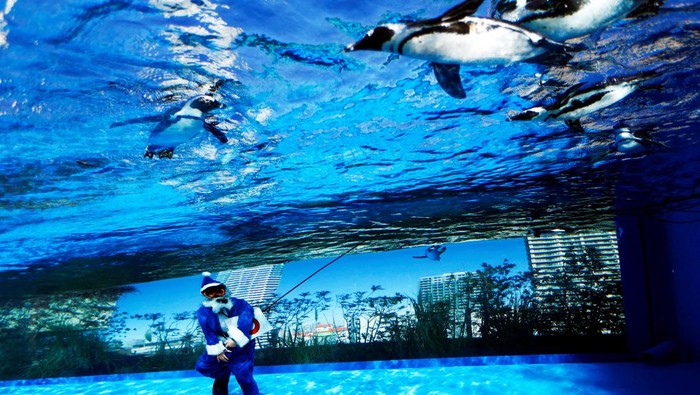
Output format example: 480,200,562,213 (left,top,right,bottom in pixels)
0,0,698,295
